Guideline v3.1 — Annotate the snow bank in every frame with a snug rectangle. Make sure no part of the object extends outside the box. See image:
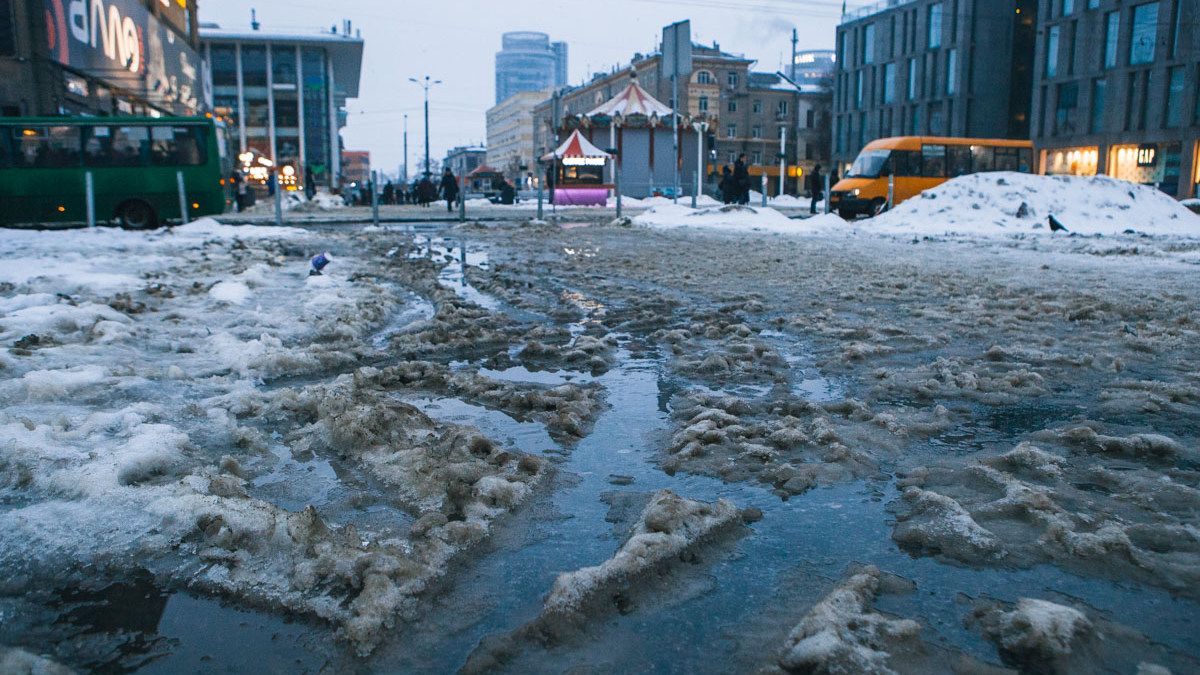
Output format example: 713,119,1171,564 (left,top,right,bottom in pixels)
634,204,845,234
869,172,1200,237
